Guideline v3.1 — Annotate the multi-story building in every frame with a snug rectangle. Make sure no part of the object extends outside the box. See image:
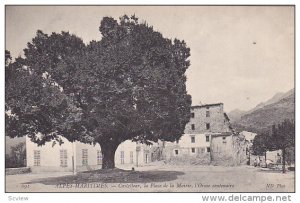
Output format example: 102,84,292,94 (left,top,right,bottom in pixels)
25,102,246,171
163,103,246,165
